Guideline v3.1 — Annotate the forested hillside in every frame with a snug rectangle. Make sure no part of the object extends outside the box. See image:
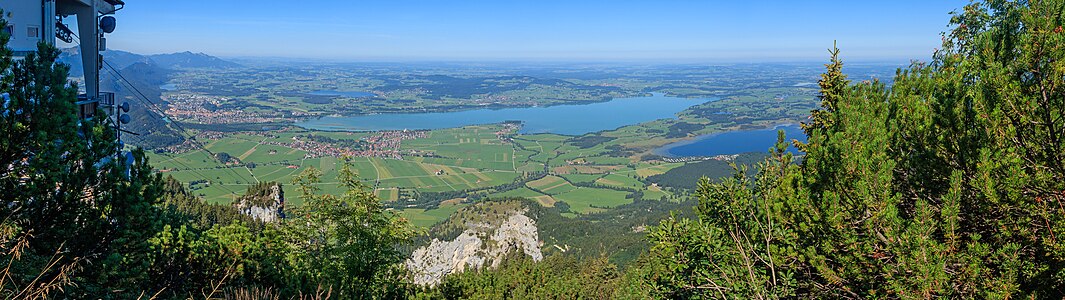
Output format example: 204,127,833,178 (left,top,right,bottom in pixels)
629,0,1065,297
59,47,245,149
2,0,1064,298
645,152,767,190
